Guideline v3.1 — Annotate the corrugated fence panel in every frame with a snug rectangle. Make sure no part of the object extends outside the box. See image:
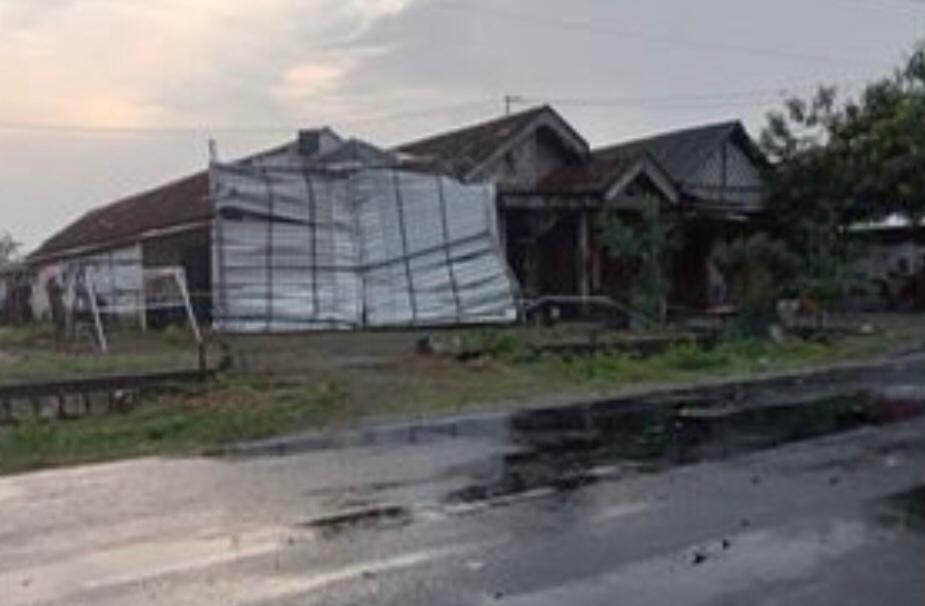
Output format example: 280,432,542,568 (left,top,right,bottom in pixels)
211,162,517,332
